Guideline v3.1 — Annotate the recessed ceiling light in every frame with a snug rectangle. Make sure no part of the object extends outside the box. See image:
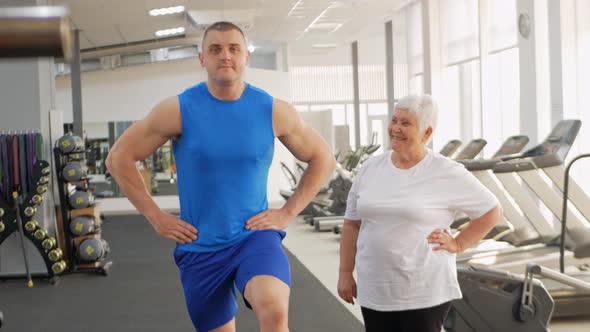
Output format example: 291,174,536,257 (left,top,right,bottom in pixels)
149,6,185,17
155,27,186,37
248,44,256,53
313,43,340,48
